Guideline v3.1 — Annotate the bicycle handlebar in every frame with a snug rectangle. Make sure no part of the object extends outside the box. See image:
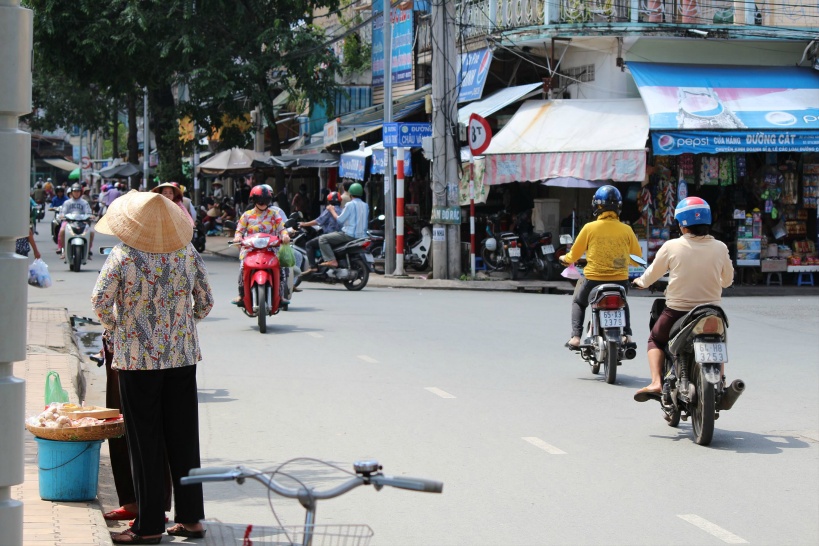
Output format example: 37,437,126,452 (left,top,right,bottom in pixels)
181,465,443,498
